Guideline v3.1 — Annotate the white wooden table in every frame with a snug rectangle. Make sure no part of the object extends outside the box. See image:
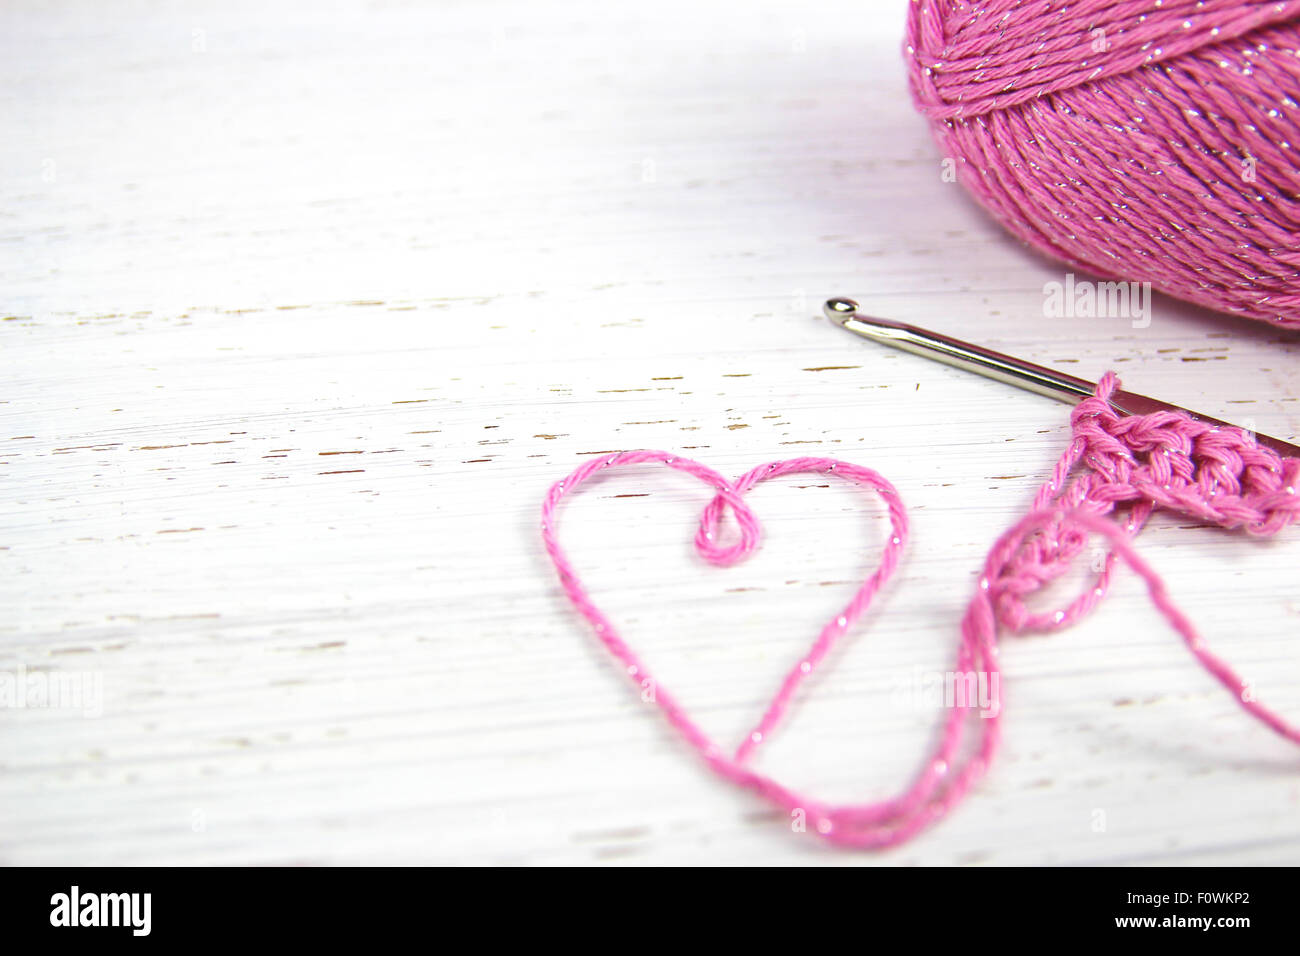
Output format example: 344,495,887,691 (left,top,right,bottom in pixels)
3,0,1299,866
